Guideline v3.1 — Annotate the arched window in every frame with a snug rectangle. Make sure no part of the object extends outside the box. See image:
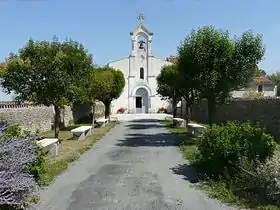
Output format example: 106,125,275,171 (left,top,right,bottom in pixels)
140,67,144,79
